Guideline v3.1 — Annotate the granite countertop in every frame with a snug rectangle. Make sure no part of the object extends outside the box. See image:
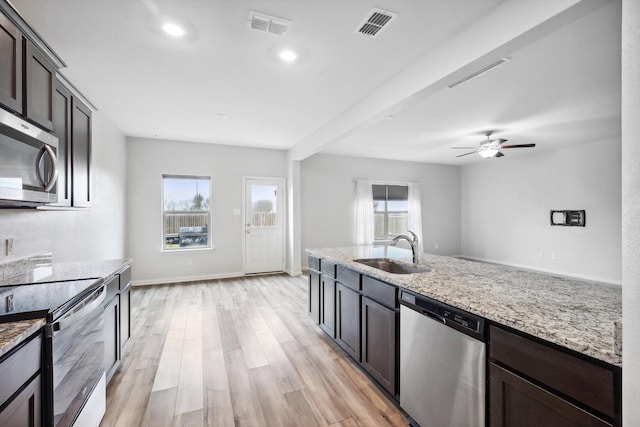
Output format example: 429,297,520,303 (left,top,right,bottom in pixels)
307,246,622,367
0,258,132,286
0,318,45,358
